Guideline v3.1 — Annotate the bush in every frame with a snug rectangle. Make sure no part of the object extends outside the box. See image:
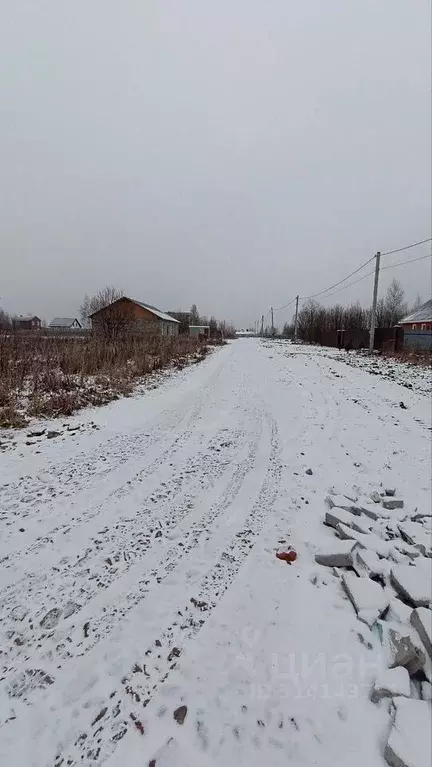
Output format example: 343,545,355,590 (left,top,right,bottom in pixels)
0,331,209,426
